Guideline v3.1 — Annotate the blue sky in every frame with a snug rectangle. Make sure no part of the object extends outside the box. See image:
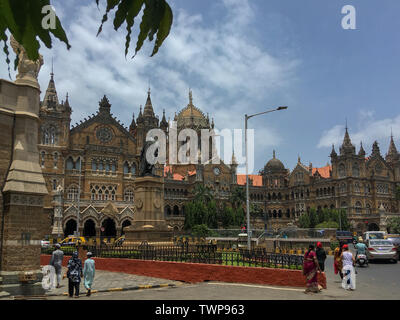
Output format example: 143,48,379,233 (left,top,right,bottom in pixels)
1,0,400,174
